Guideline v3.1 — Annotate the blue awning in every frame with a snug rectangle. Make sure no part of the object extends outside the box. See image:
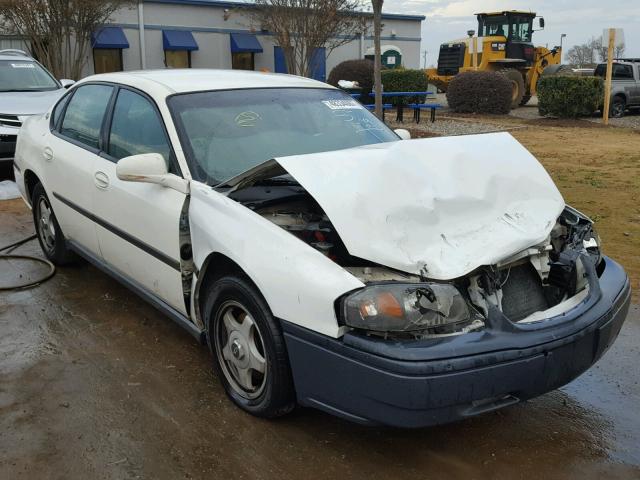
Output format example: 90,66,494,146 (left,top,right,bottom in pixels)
230,33,263,53
92,27,129,49
163,30,199,51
